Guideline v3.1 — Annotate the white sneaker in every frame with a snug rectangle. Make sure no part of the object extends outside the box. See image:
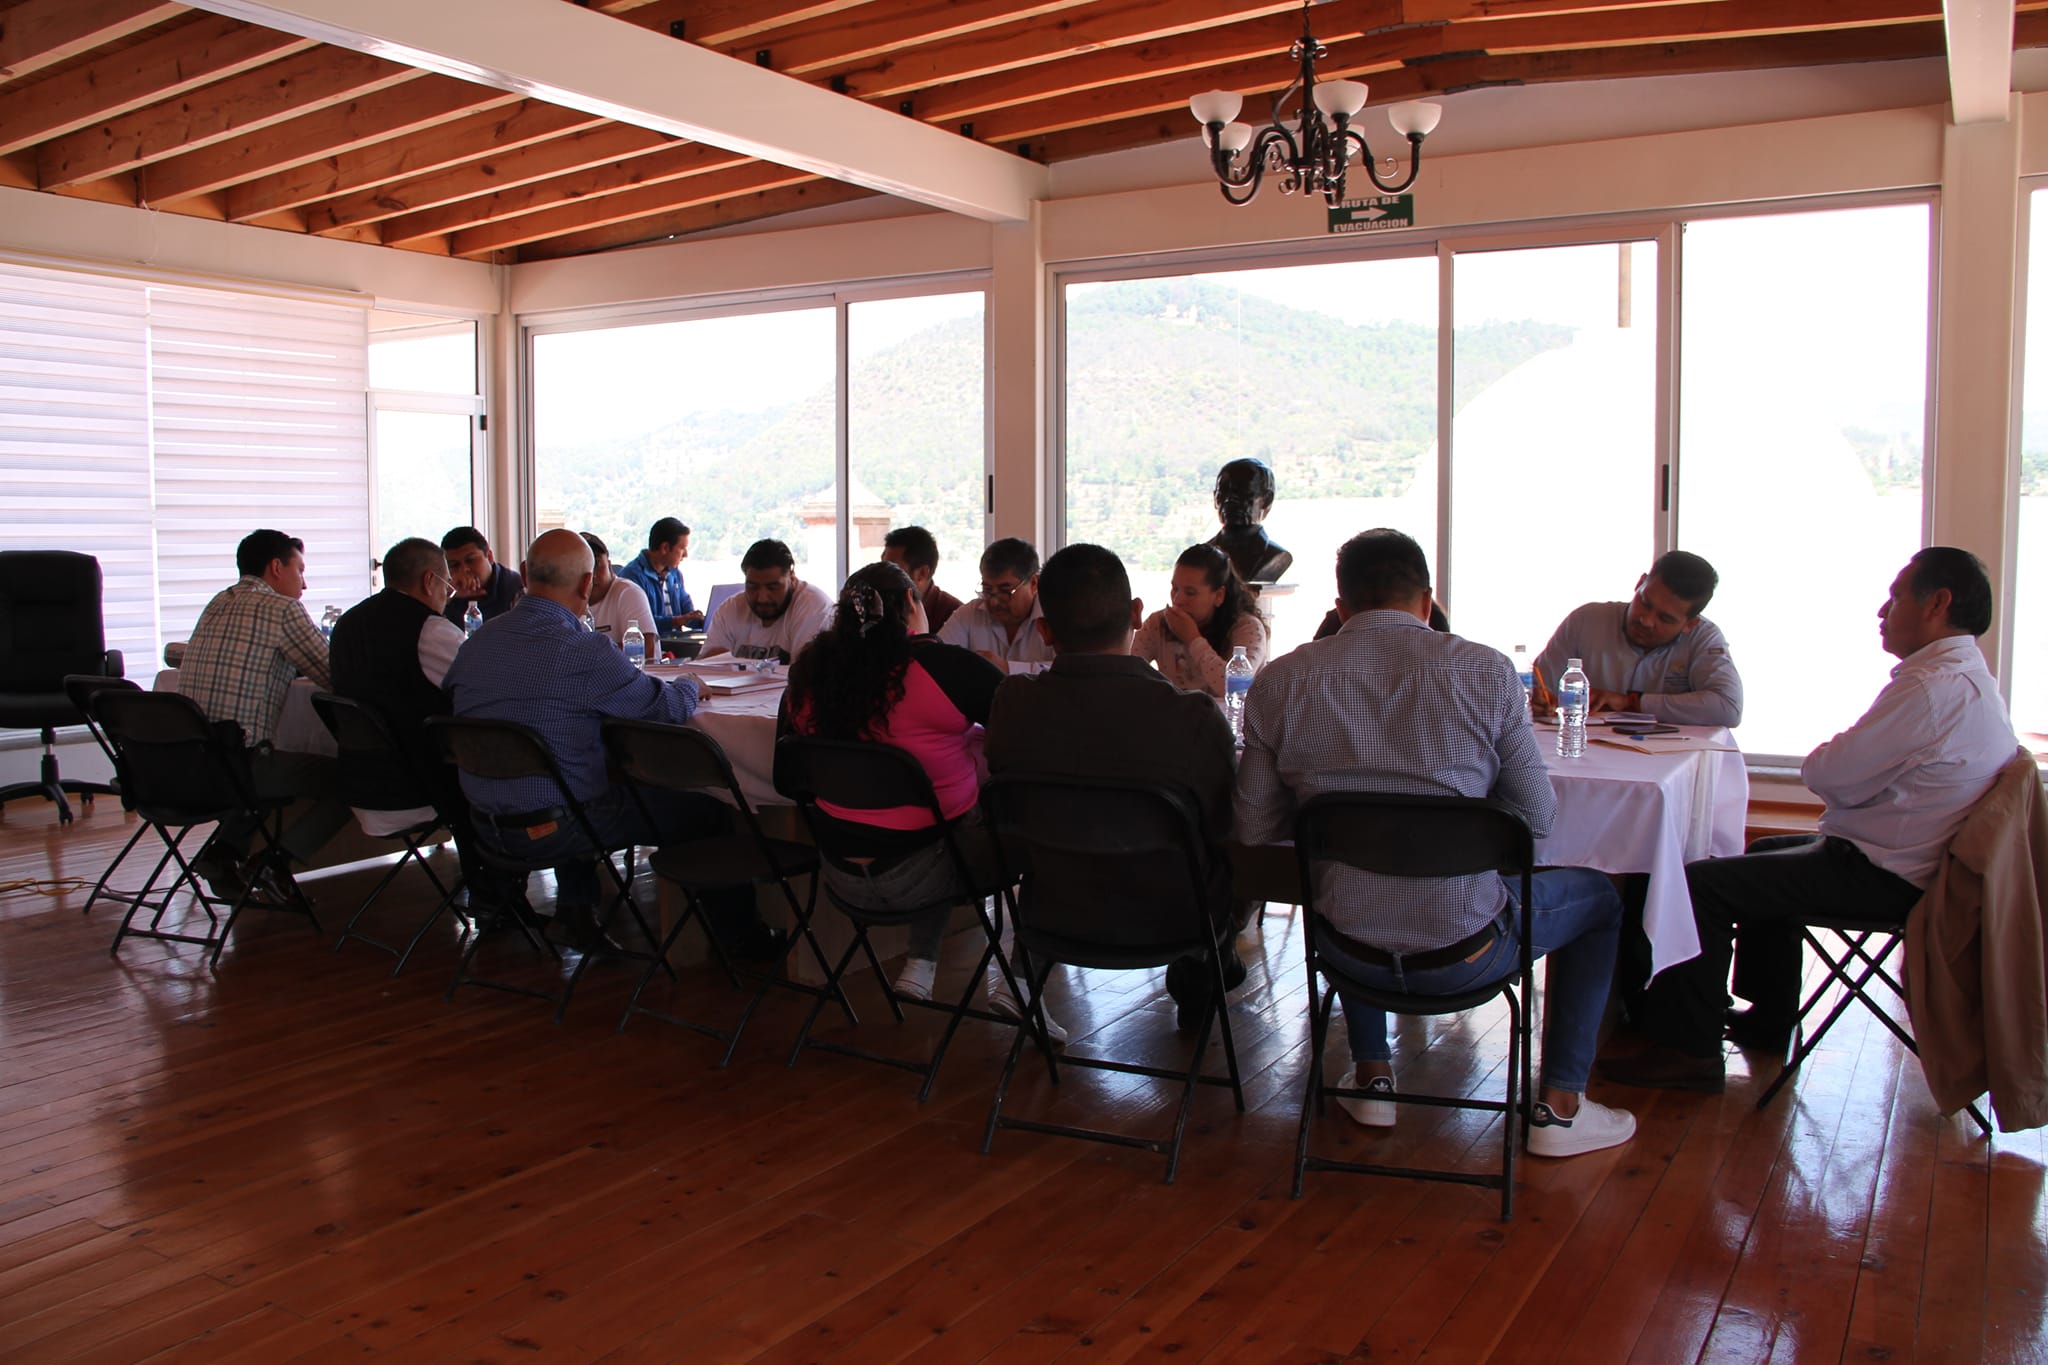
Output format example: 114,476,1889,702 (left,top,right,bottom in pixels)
1526,1097,1636,1158
1334,1065,1397,1128
985,960,1068,1045
892,957,937,1002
